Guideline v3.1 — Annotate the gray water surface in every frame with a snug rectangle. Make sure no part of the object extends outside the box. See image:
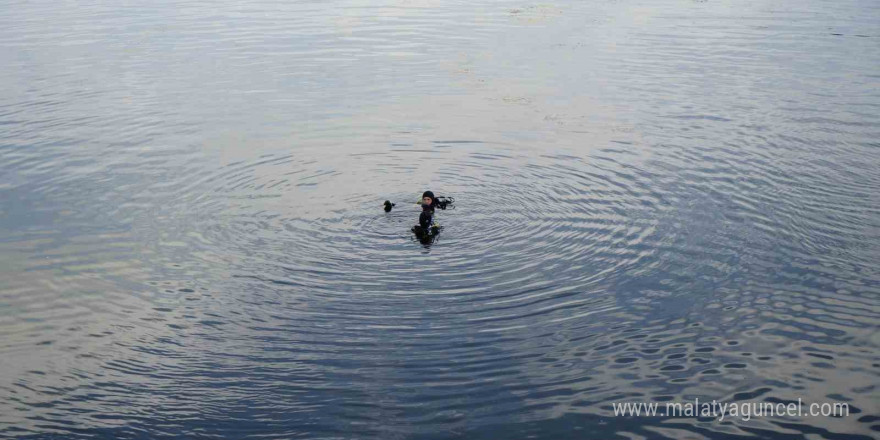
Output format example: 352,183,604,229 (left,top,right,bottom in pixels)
1,0,879,439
